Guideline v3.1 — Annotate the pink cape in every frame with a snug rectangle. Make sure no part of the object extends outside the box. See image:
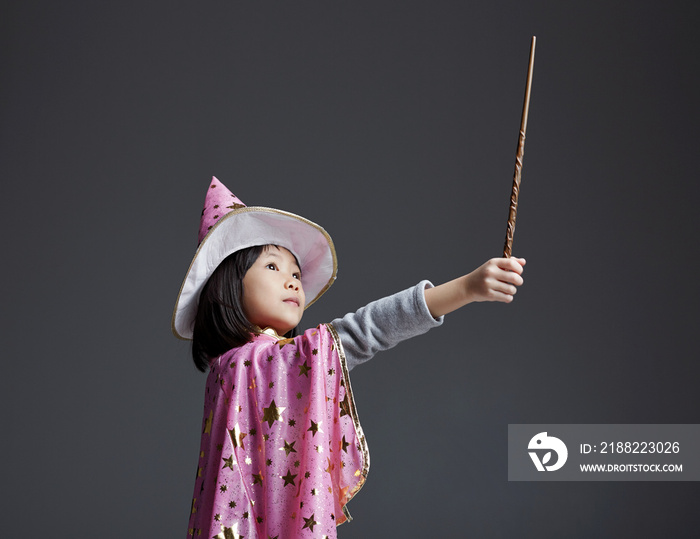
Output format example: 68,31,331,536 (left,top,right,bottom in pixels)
187,324,369,539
